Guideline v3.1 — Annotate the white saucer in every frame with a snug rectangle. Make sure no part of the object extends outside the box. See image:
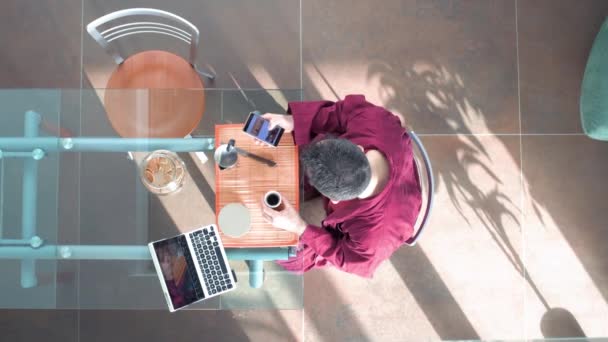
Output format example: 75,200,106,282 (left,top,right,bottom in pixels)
218,203,251,237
